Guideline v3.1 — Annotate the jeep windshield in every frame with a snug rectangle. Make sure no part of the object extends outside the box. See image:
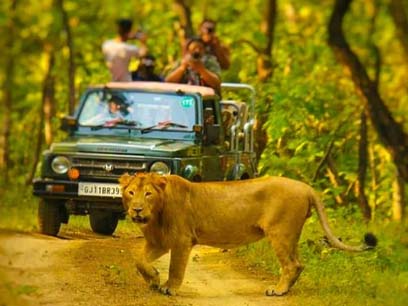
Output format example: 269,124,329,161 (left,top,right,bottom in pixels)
77,89,197,132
